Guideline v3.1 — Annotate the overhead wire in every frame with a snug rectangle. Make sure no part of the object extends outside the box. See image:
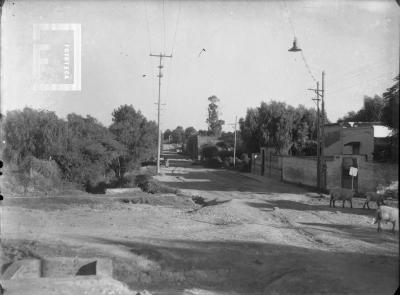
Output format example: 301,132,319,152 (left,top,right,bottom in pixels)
170,0,182,56
143,0,152,54
162,0,167,54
